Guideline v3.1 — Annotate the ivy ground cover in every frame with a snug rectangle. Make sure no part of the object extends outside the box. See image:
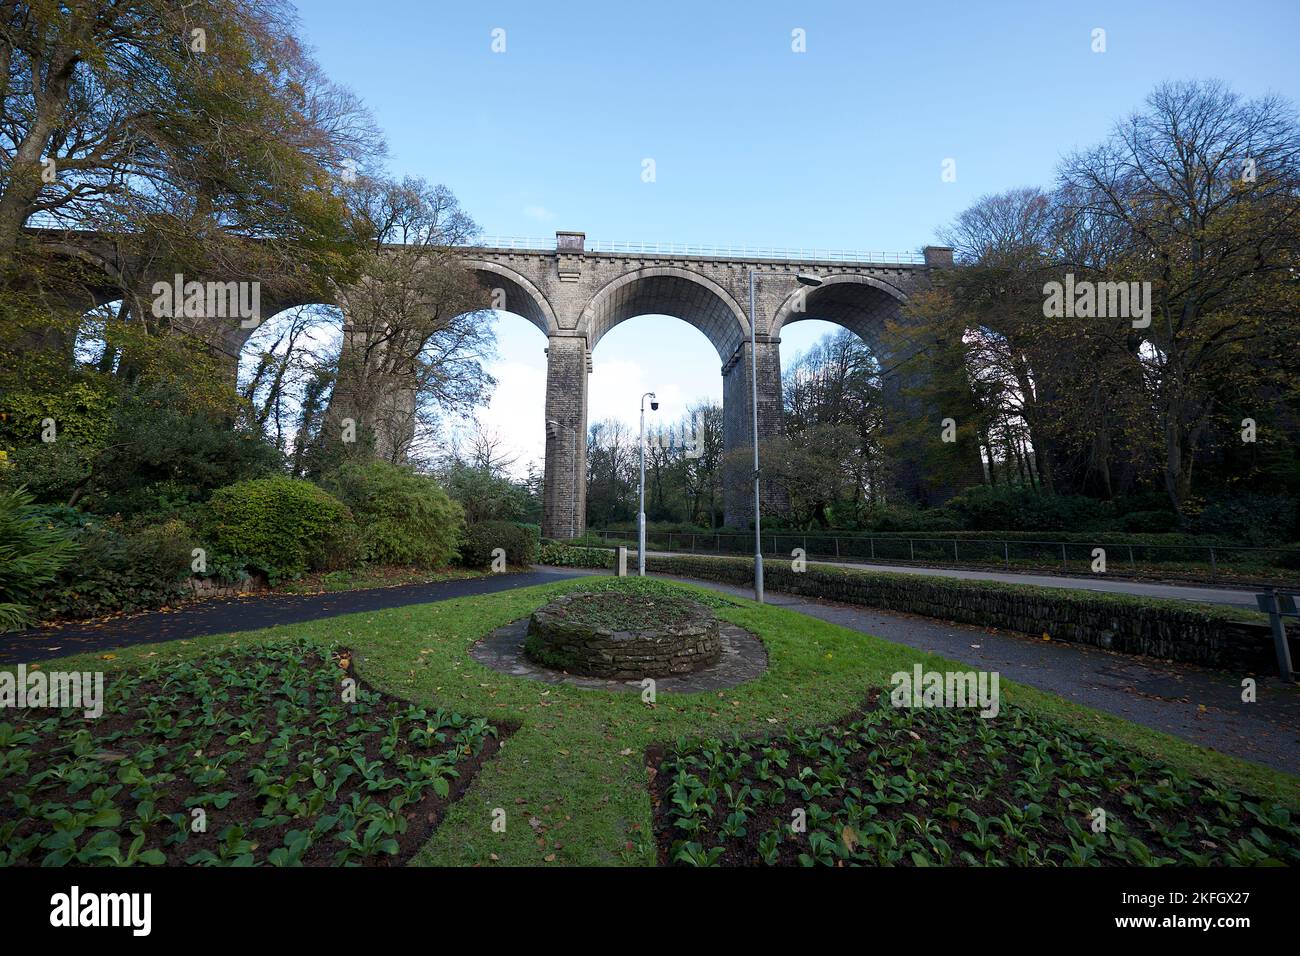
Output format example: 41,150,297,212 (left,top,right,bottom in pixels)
2,576,1296,866
0,641,502,866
